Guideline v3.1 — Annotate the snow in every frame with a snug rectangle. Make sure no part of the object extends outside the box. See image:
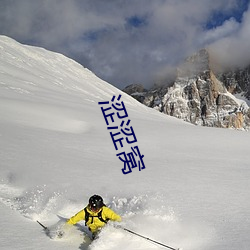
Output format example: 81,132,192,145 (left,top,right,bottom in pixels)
0,35,250,250
234,93,250,107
